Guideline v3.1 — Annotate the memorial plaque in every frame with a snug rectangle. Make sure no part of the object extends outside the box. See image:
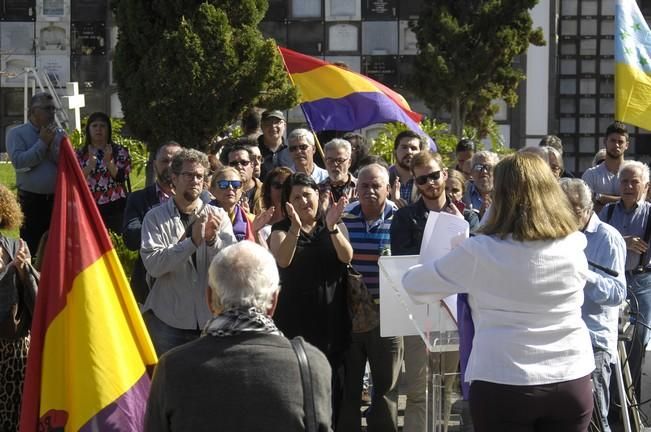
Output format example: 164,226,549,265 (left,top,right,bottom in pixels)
601,19,614,36
37,0,67,20
396,55,414,88
71,21,106,55
259,21,287,46
362,21,398,55
71,55,107,88
560,19,577,35
287,21,324,55
0,22,35,54
398,0,424,19
559,98,576,114
1,0,35,21
325,55,360,72
398,21,417,55
581,19,597,36
362,55,397,88
1,54,35,87
81,89,107,116
561,0,577,16
36,22,68,53
37,54,70,86
560,59,576,75
2,89,24,116
325,0,360,21
71,0,106,21
289,0,321,19
326,23,359,53
362,0,396,20
581,0,597,16
579,98,596,114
